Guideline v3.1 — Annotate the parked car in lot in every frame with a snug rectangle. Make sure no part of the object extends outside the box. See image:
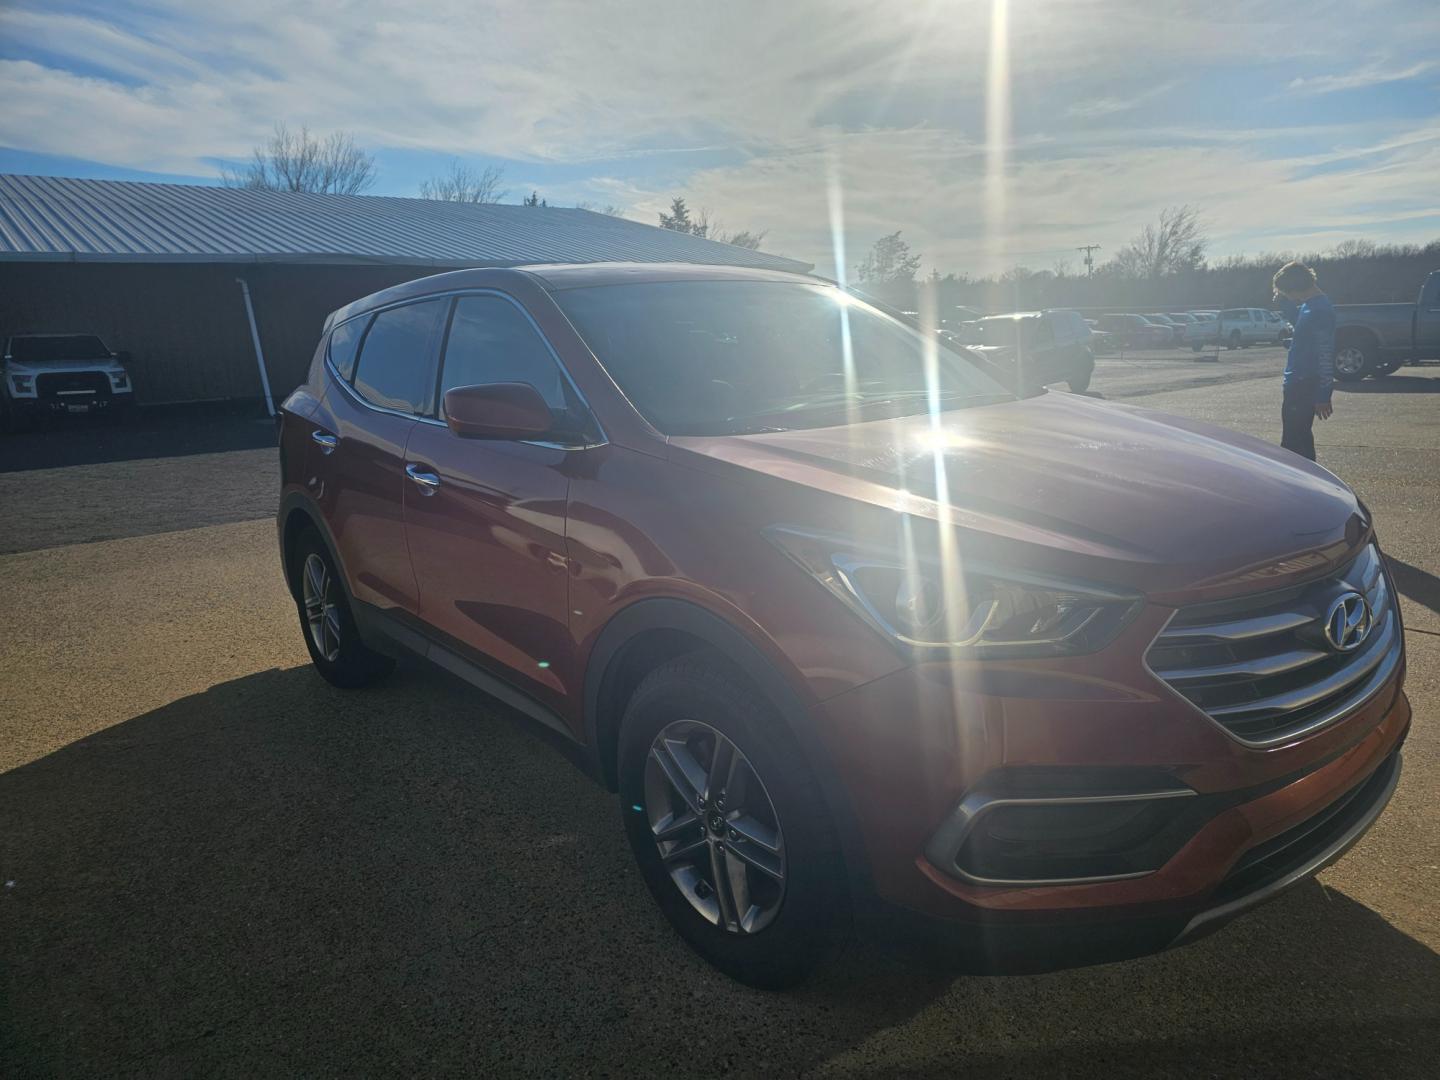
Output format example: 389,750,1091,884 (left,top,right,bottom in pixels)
1143,314,1184,345
1094,313,1169,350
964,309,1094,393
1165,312,1206,344
1192,308,1277,351
1265,310,1294,340
278,263,1407,987
1,333,134,429
1085,319,1117,354
1332,269,1440,380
